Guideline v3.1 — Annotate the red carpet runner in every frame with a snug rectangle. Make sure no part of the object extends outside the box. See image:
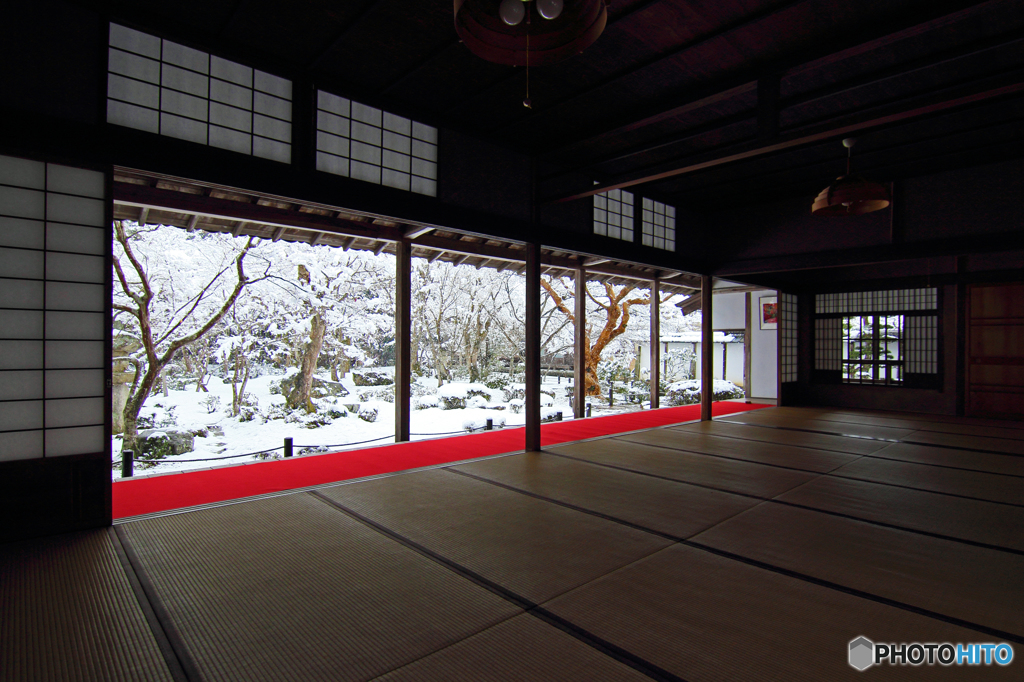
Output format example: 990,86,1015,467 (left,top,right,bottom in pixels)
113,402,771,518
